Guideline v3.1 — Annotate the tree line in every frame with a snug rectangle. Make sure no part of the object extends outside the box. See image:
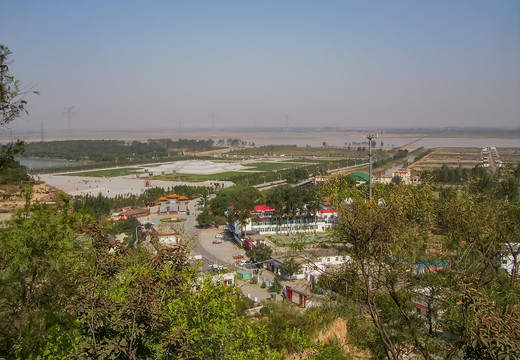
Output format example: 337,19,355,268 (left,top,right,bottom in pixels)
22,138,216,163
